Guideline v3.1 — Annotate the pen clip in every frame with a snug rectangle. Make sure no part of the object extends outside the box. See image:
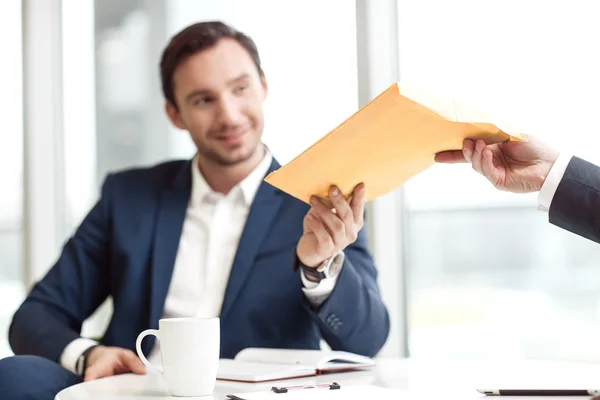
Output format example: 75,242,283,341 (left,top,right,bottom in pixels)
271,382,341,394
